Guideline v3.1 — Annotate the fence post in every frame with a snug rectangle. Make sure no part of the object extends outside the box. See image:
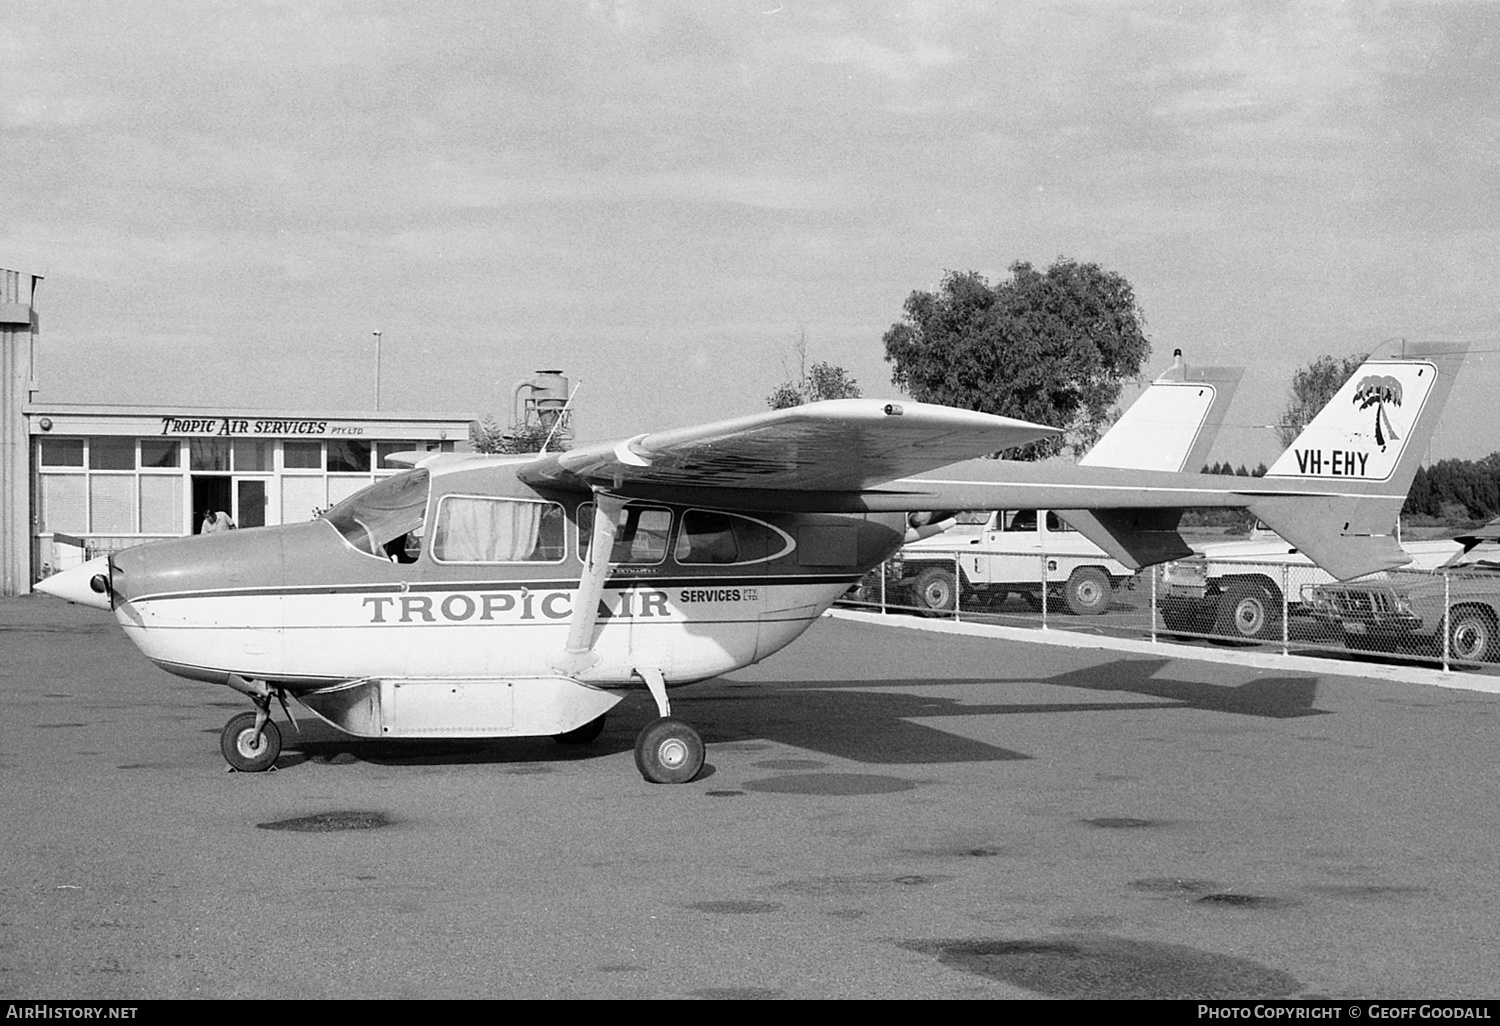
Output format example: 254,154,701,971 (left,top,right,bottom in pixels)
1281,563,1290,657
1149,565,1157,644
879,558,887,616
953,550,961,622
1040,553,1049,630
1443,570,1451,673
